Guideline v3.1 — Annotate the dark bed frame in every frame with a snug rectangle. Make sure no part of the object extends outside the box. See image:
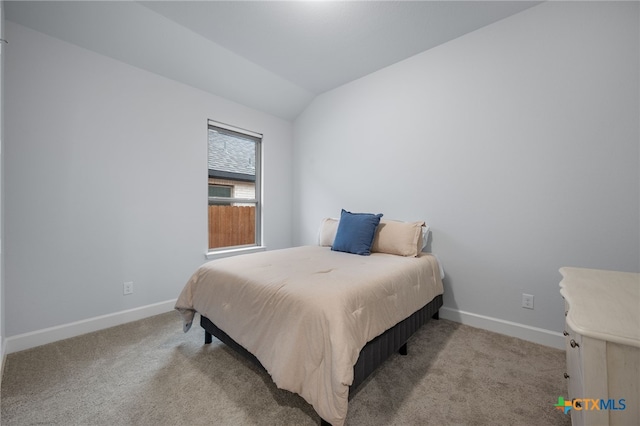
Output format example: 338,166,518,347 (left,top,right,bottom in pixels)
200,293,443,425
